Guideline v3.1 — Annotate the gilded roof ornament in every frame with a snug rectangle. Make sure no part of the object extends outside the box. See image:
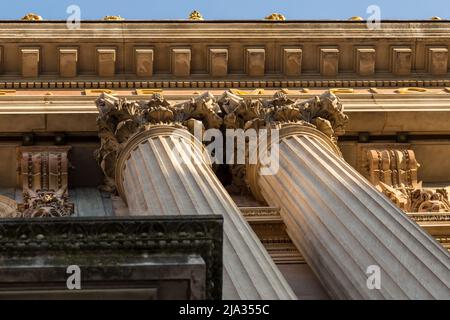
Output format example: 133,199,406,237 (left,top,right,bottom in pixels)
430,16,442,20
189,10,204,21
264,13,286,21
103,15,125,21
21,13,43,21
348,16,363,21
